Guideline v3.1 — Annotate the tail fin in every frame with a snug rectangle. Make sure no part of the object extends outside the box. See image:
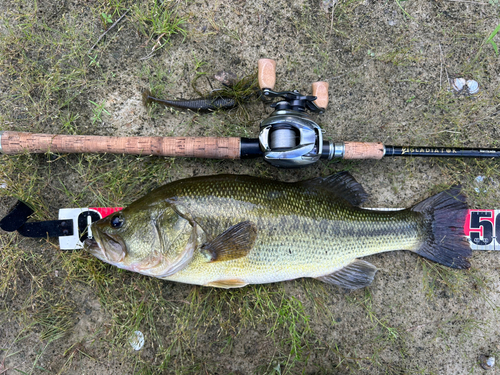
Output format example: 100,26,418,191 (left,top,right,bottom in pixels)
411,186,471,269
